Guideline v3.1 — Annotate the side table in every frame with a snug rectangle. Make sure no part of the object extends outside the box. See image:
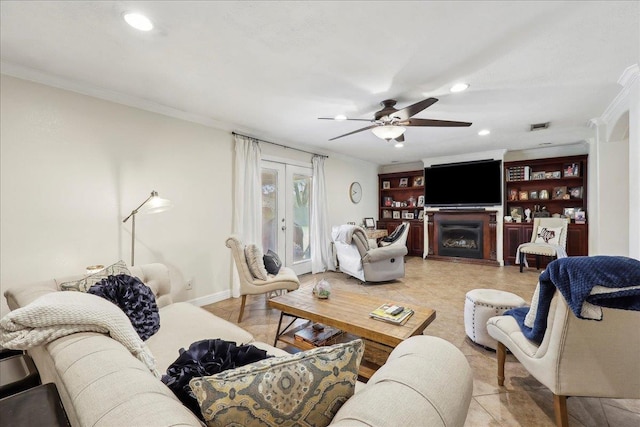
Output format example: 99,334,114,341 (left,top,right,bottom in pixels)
0,353,41,398
0,383,71,427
